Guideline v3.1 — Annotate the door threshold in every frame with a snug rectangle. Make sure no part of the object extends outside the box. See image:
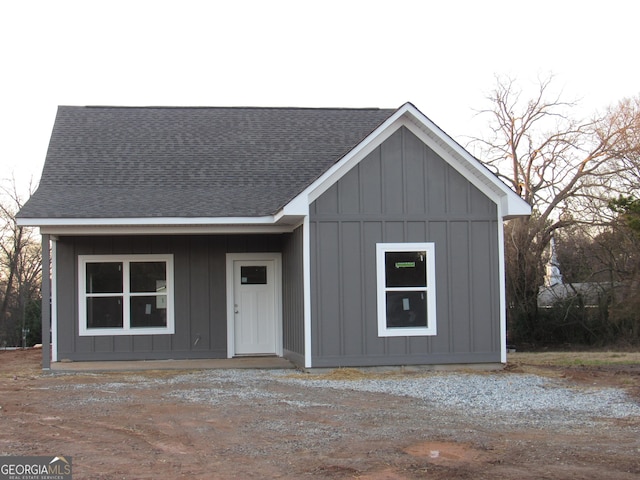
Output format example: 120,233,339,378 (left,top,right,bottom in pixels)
233,354,279,358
